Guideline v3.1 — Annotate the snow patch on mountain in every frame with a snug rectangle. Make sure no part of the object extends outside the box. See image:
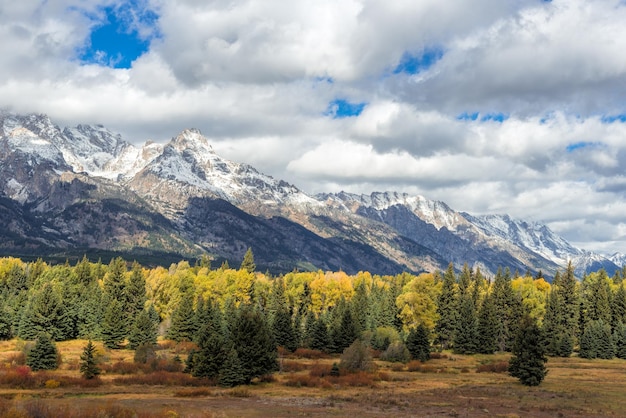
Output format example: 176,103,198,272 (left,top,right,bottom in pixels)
463,213,583,265
137,129,322,209
319,191,469,232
